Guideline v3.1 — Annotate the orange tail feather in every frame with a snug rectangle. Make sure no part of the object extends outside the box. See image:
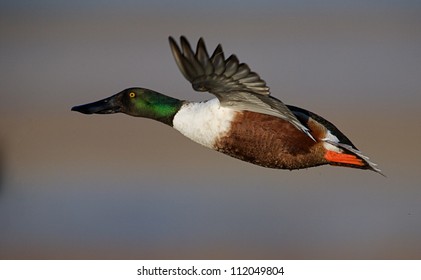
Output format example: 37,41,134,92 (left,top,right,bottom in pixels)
324,150,365,166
